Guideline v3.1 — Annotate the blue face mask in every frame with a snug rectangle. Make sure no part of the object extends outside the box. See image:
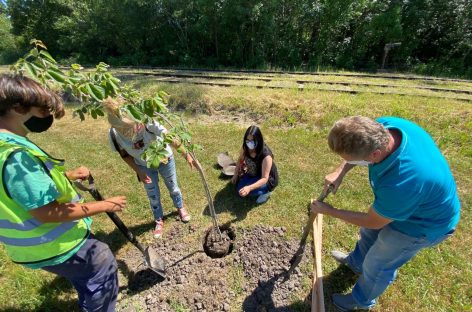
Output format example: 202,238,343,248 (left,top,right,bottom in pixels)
246,140,256,150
